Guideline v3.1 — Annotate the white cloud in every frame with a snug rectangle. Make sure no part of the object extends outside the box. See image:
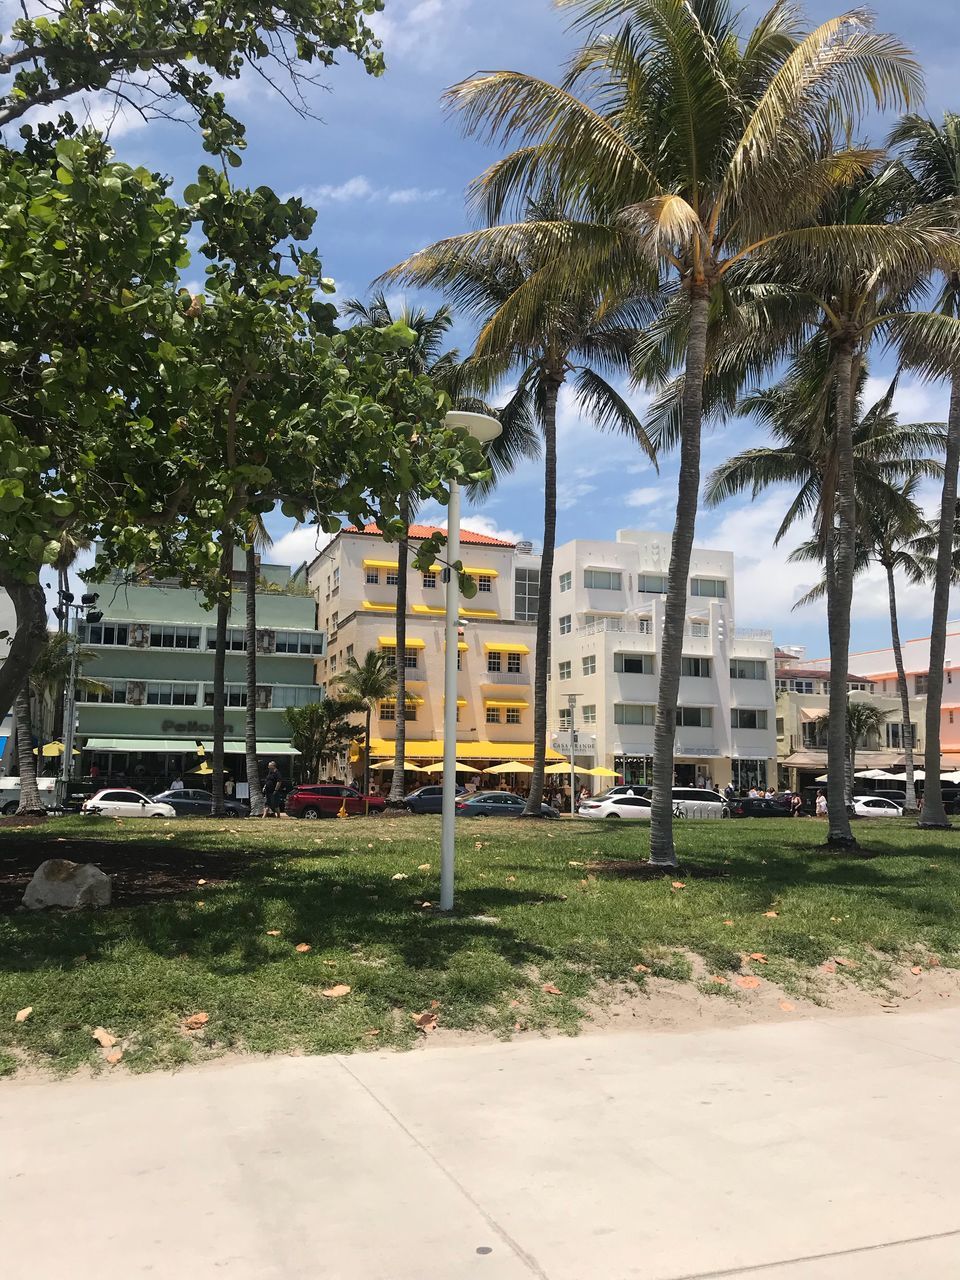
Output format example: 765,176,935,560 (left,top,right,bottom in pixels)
415,502,528,547
862,374,950,425
298,176,444,207
376,0,473,67
625,485,663,508
269,525,334,569
557,480,597,511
